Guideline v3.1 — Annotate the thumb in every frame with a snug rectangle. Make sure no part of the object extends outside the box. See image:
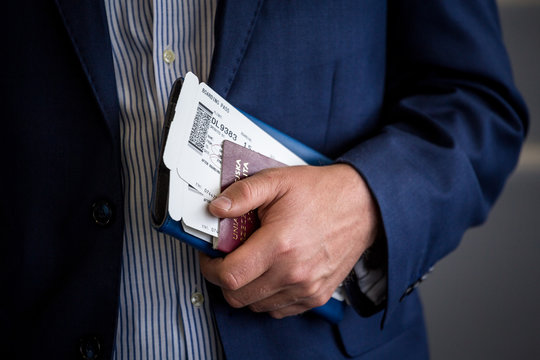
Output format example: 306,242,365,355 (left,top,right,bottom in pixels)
208,169,283,218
